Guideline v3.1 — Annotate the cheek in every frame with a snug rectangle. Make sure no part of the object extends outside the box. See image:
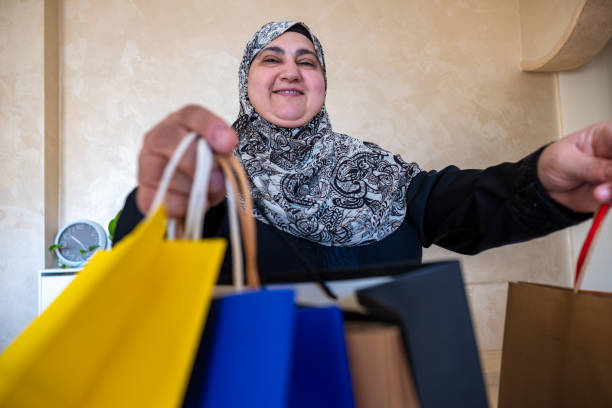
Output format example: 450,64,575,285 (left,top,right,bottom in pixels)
247,70,267,105
308,75,326,110
247,85,257,106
